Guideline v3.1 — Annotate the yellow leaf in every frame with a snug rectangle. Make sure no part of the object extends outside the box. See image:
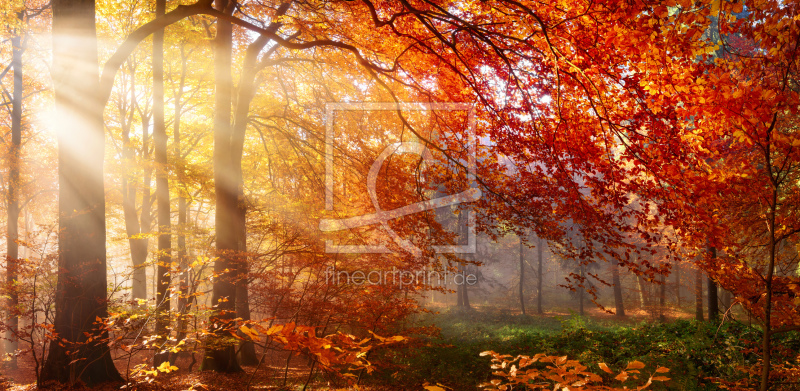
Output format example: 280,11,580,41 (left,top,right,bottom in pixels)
169,340,186,353
156,361,178,373
240,325,259,339
710,0,720,15
266,325,283,335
